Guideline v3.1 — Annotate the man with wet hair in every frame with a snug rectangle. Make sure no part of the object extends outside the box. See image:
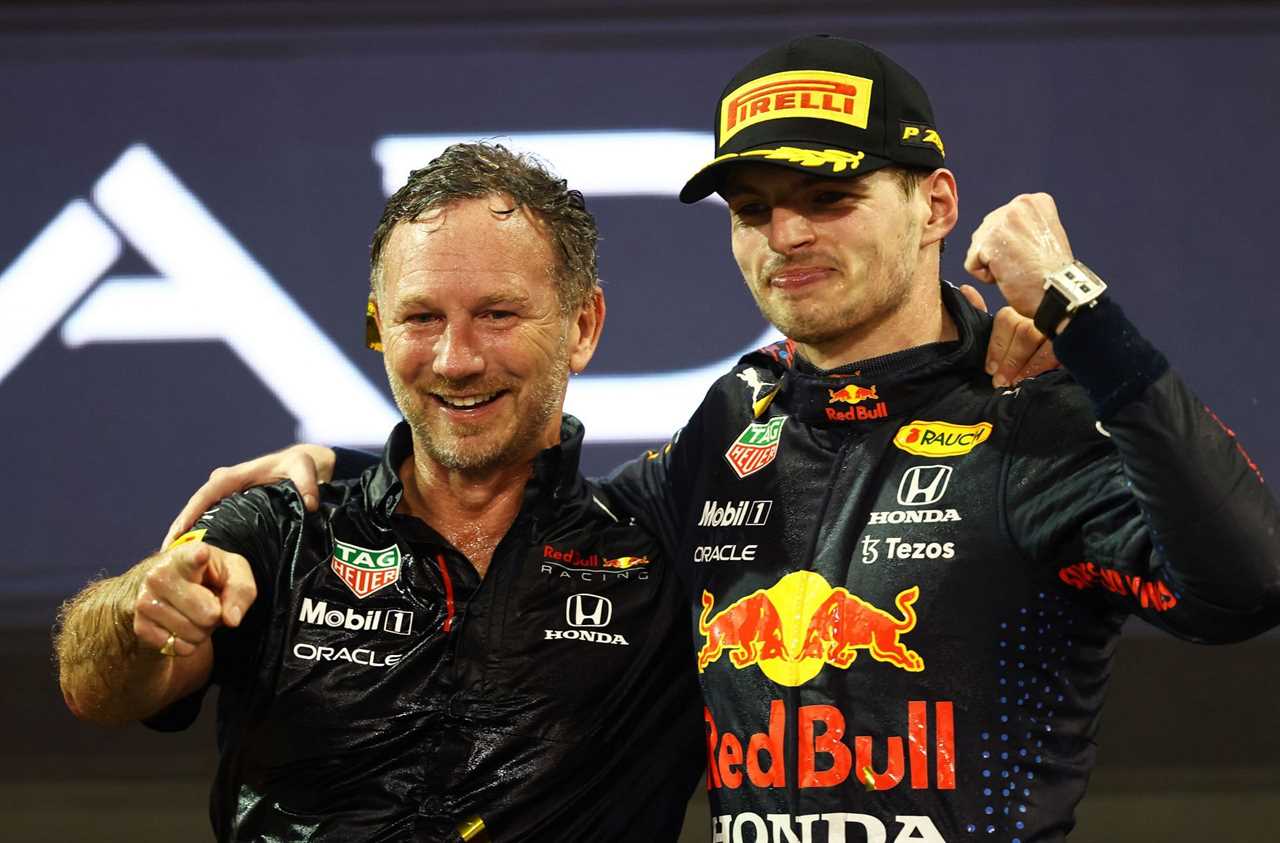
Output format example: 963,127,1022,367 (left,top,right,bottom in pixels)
56,142,704,843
